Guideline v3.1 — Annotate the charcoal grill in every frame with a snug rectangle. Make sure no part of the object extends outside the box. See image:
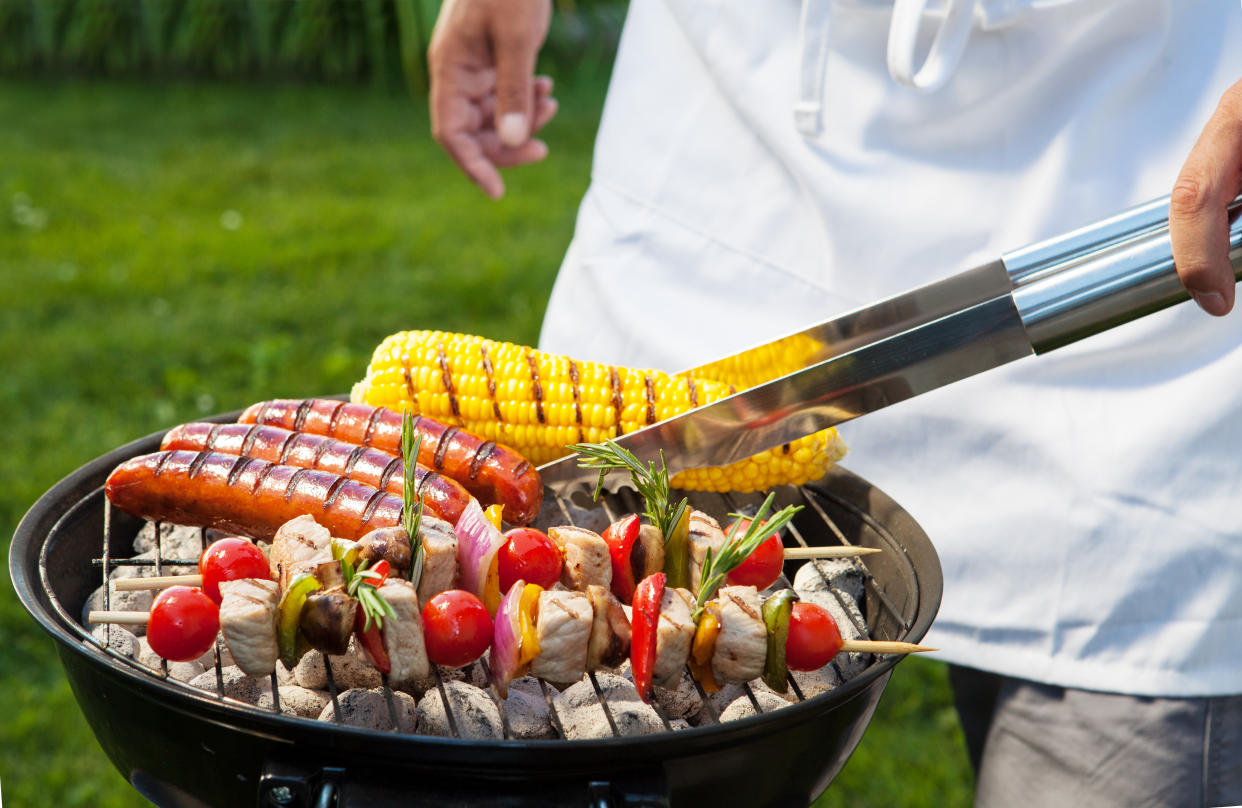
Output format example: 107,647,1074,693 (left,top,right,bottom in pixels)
11,413,941,808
